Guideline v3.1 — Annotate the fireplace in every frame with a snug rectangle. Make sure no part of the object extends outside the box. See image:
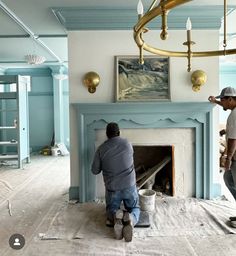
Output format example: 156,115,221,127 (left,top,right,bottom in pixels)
93,127,193,200
133,145,173,195
71,102,218,202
